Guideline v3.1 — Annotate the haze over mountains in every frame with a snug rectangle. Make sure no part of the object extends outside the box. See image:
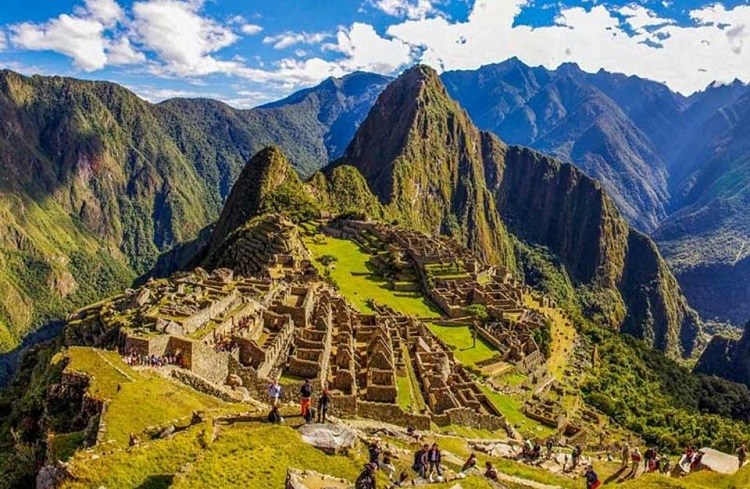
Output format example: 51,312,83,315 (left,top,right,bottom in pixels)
0,57,747,363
